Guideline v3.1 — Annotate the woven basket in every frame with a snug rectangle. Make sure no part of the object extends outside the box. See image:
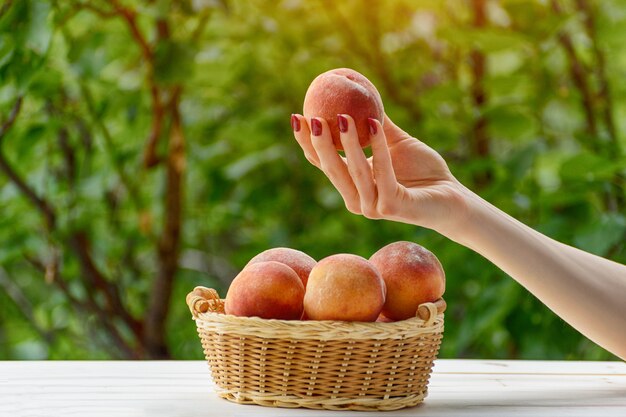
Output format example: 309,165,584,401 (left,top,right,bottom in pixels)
186,286,445,411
